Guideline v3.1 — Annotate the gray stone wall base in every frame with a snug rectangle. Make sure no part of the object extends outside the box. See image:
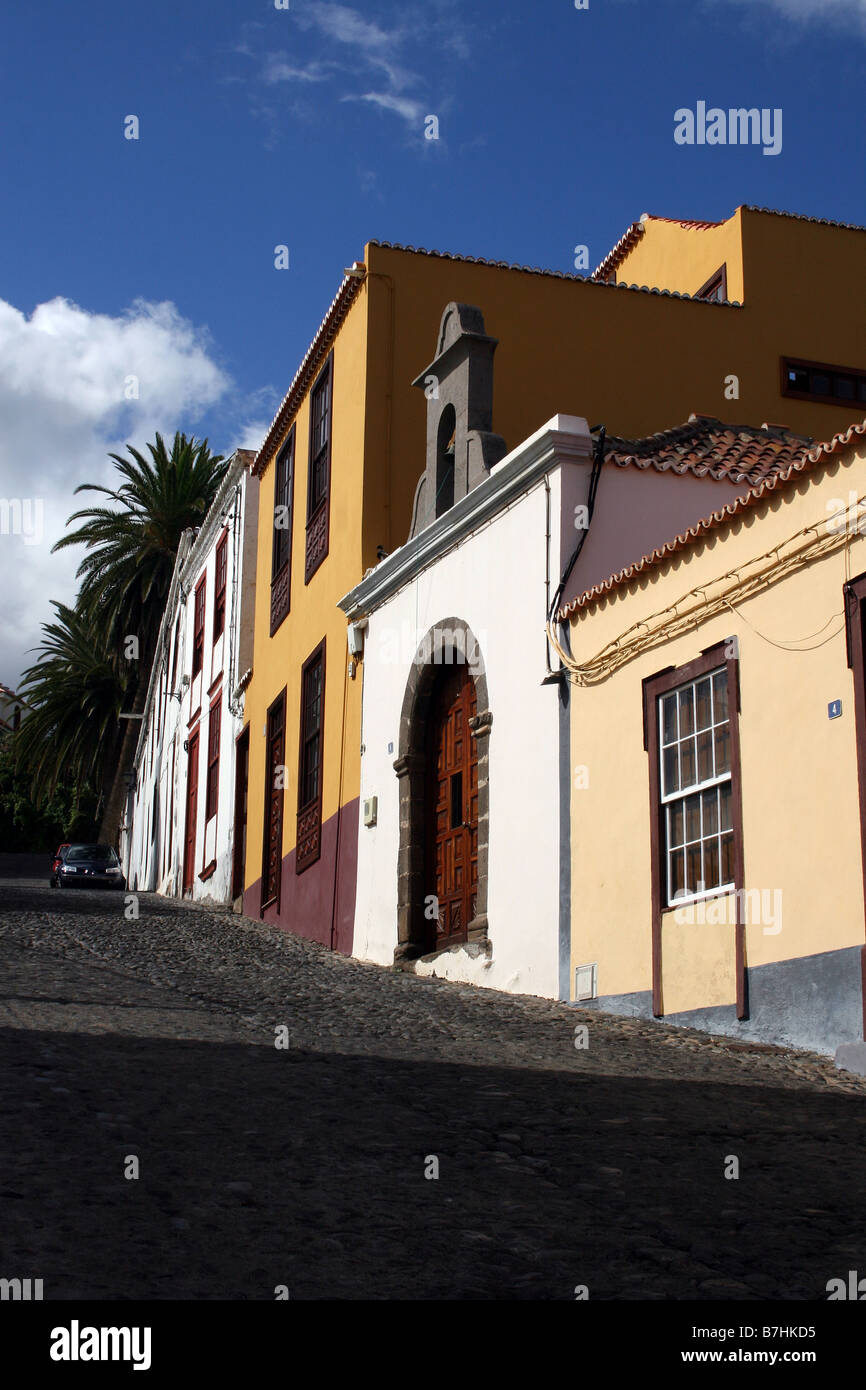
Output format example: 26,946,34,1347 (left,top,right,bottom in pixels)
835,1043,866,1076
574,945,863,1057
